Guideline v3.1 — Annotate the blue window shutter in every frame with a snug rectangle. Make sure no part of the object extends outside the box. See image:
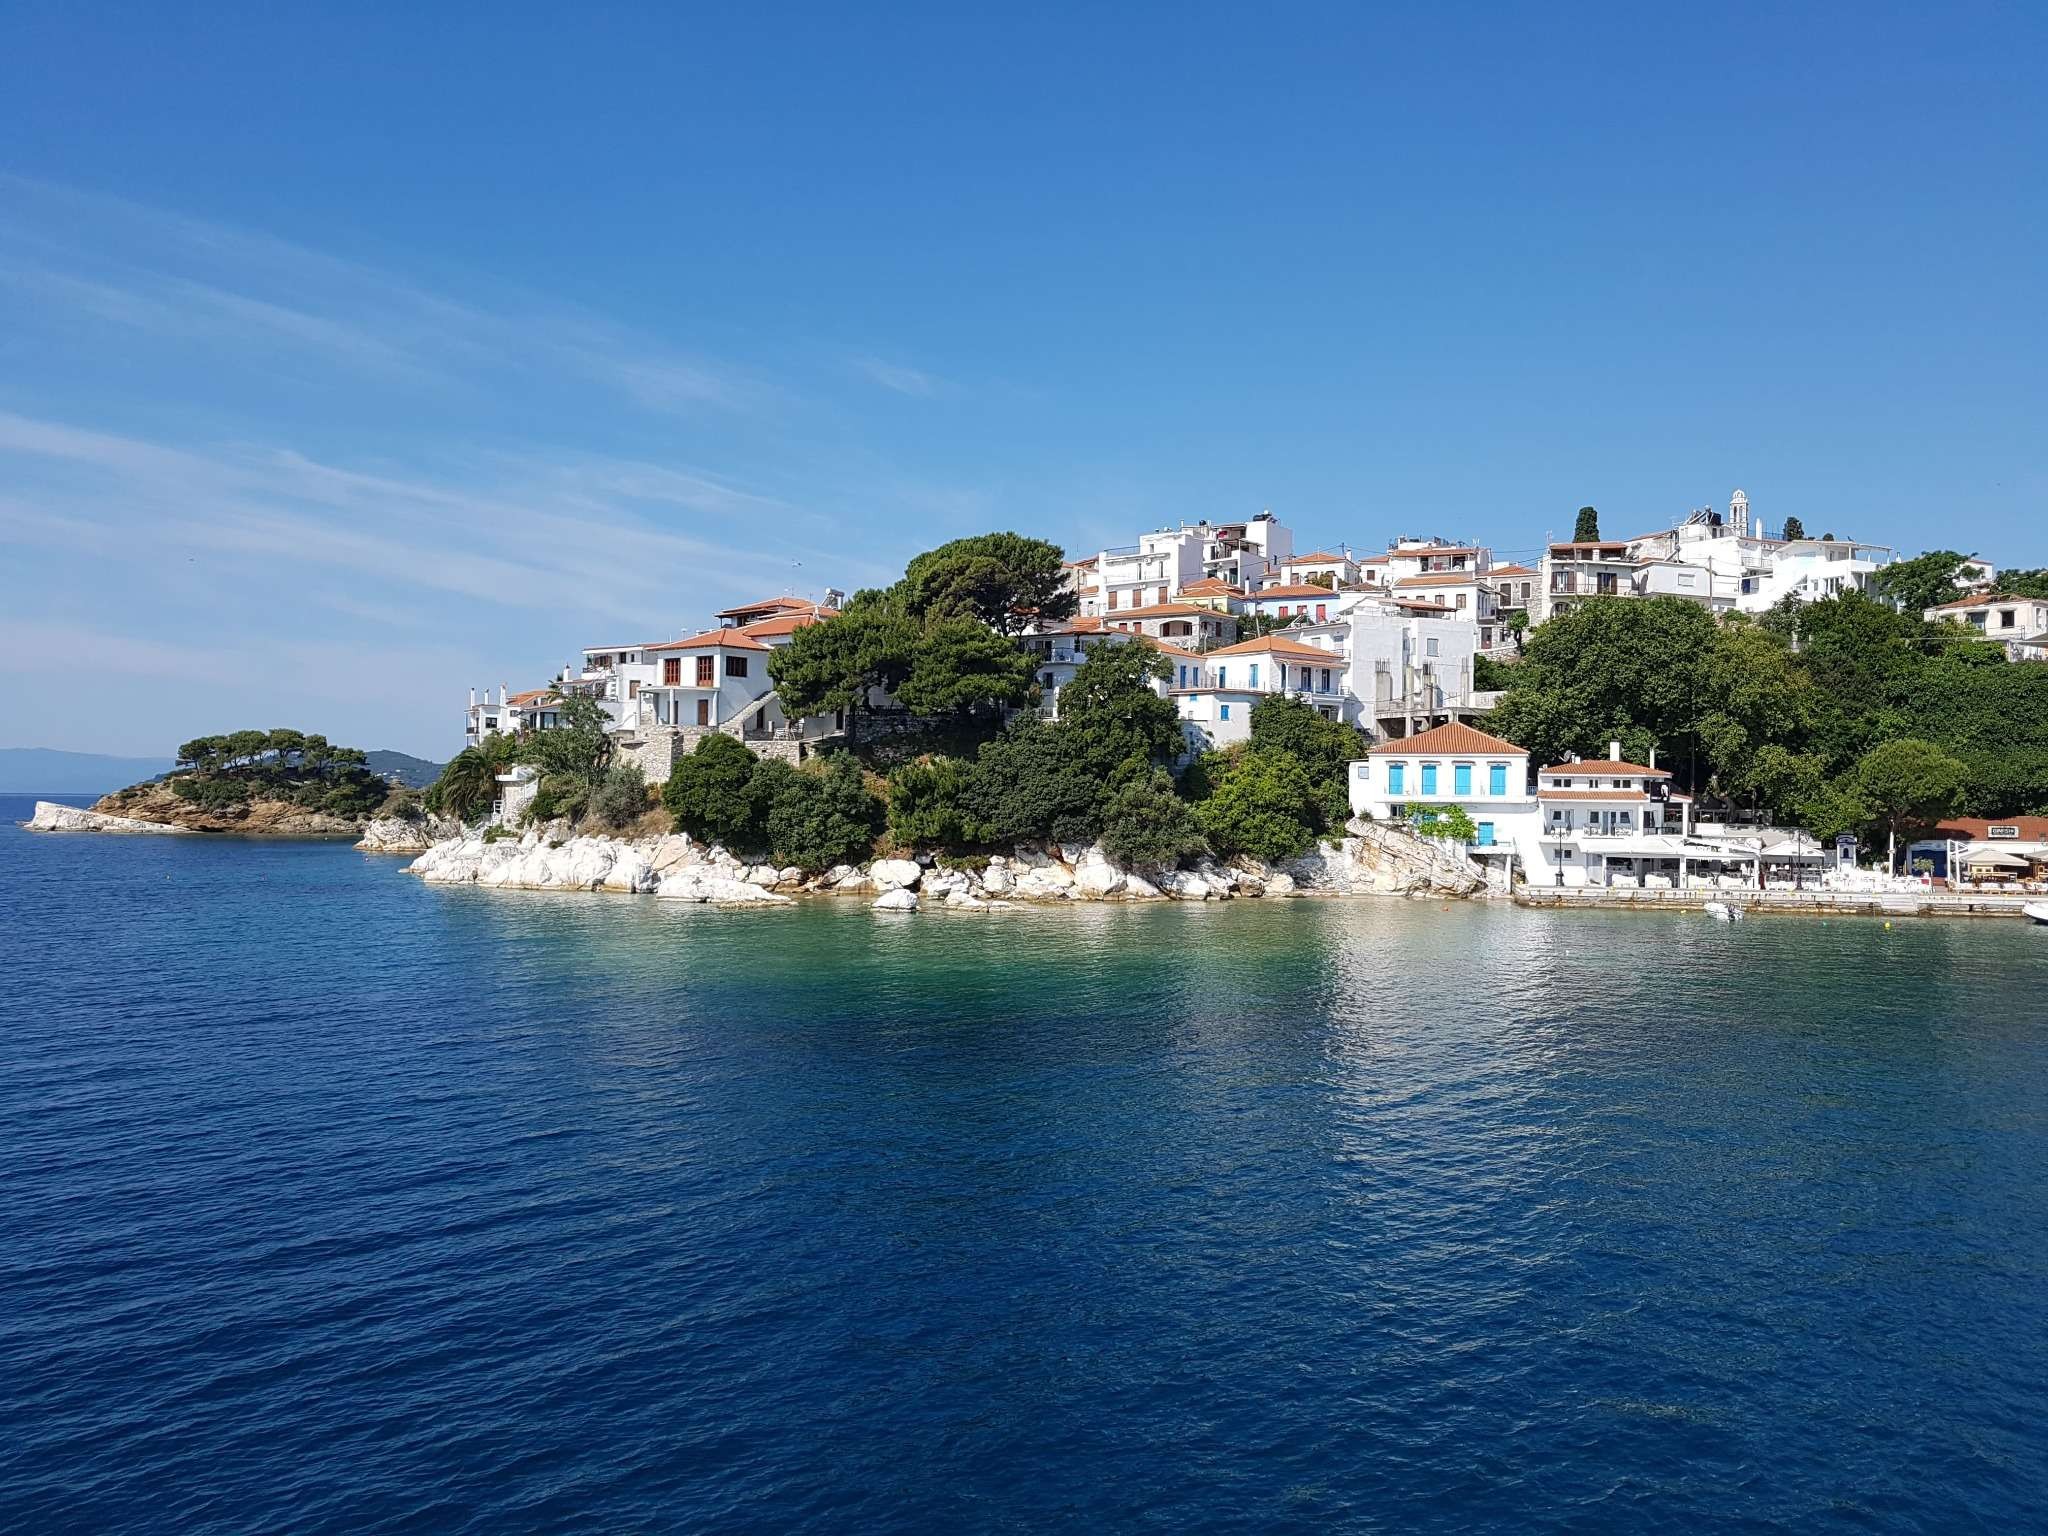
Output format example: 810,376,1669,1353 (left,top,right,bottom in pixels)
1421,763,1438,795
1388,762,1405,794
1454,763,1472,795
1489,762,1507,796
